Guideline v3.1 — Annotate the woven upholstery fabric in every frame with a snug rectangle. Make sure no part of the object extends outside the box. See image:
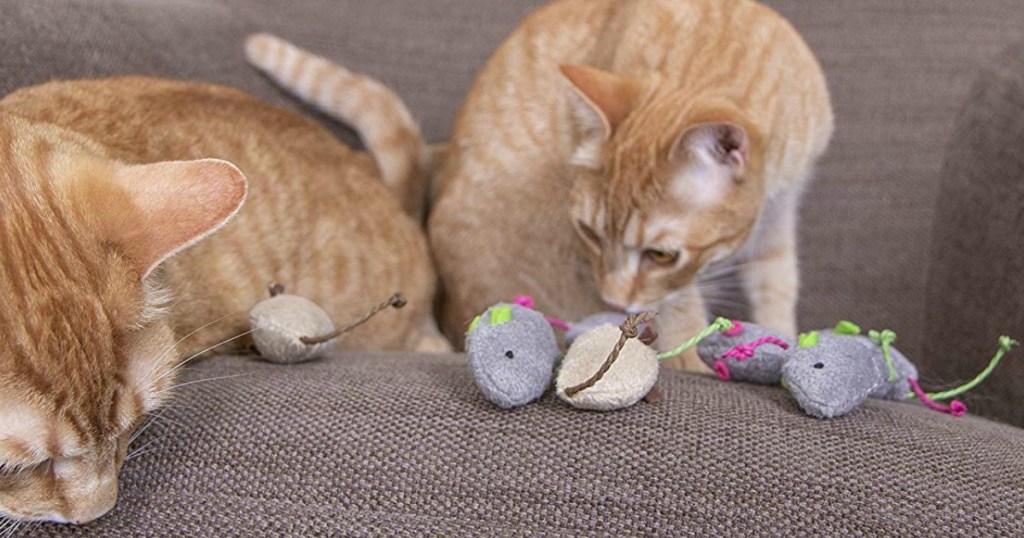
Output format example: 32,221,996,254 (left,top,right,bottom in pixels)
2,0,1023,358
923,40,1024,427
31,353,1024,536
